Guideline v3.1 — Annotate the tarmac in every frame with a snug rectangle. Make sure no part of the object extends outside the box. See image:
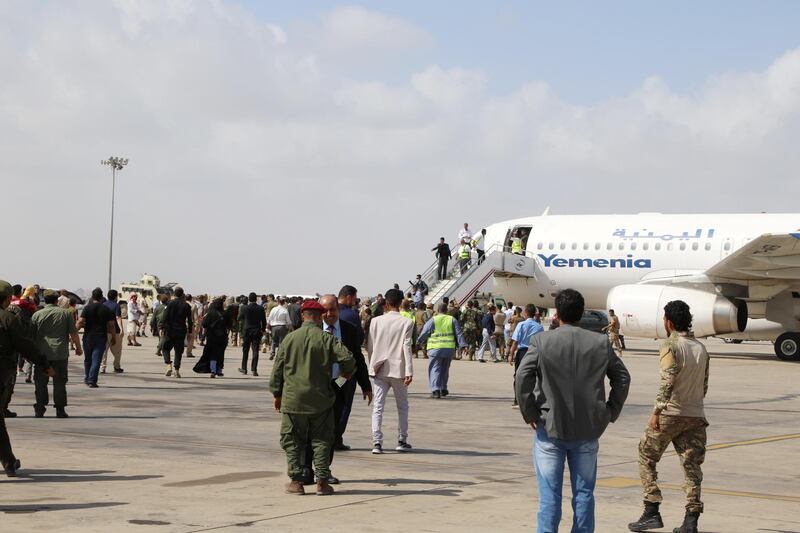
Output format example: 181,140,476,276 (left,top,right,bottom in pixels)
1,335,799,533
